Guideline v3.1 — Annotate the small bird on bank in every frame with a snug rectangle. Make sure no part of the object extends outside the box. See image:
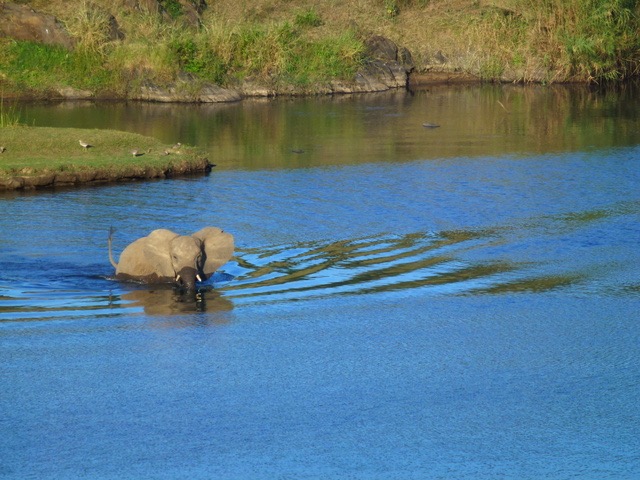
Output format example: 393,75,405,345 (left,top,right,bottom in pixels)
168,142,182,154
131,147,152,157
0,146,6,153
79,140,92,149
